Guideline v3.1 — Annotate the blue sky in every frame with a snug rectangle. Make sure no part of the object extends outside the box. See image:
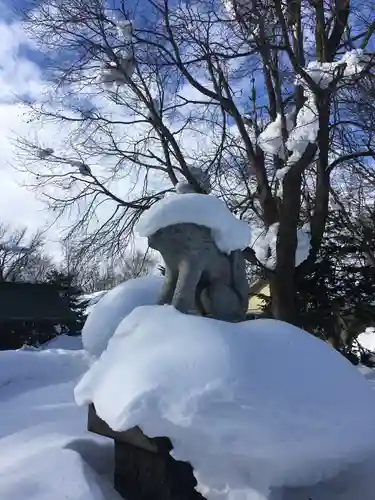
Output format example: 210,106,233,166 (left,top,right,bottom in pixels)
0,0,373,260
0,0,63,257
0,0,172,259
